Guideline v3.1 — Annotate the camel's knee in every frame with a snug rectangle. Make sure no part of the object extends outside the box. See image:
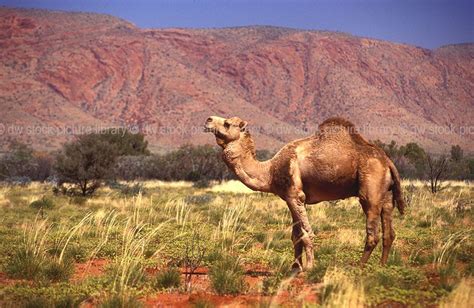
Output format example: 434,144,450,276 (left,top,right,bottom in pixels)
294,203,307,218
366,233,380,249
300,229,314,249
